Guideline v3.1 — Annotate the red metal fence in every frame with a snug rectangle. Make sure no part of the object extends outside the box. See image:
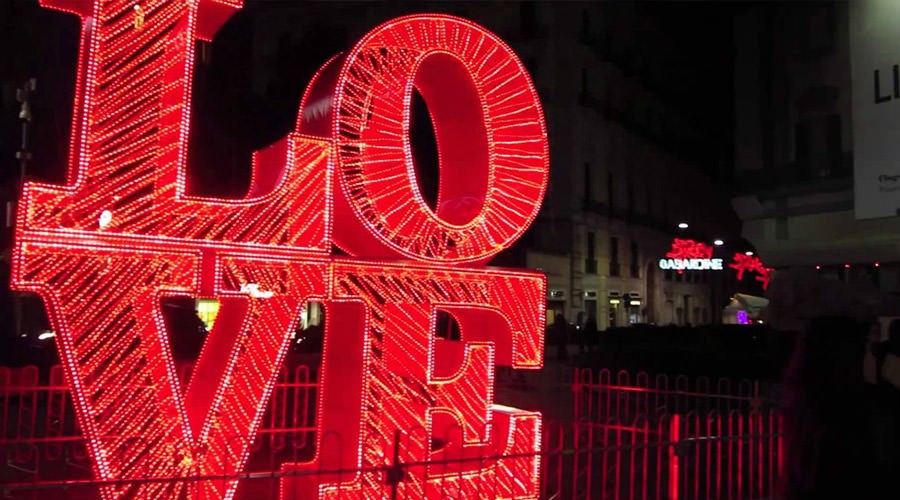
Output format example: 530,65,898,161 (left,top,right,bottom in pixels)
2,364,781,499
544,411,781,500
574,367,777,423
